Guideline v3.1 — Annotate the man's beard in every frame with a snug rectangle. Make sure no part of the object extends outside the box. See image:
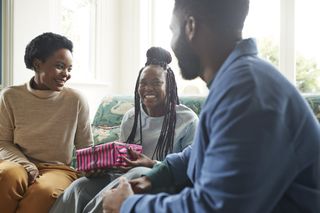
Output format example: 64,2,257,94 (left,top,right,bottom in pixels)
174,30,203,80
